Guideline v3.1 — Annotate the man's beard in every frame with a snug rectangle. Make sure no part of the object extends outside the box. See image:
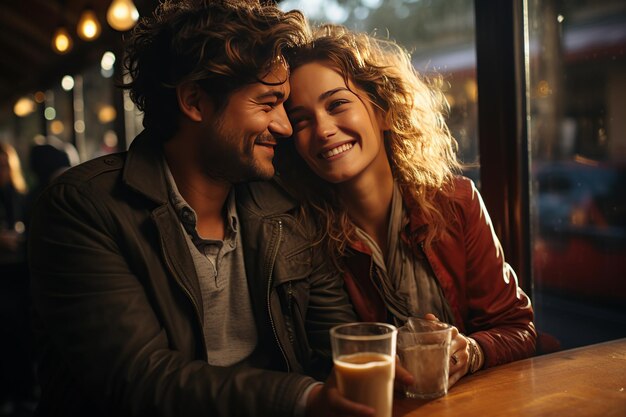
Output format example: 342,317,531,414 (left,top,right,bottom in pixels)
199,132,275,184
